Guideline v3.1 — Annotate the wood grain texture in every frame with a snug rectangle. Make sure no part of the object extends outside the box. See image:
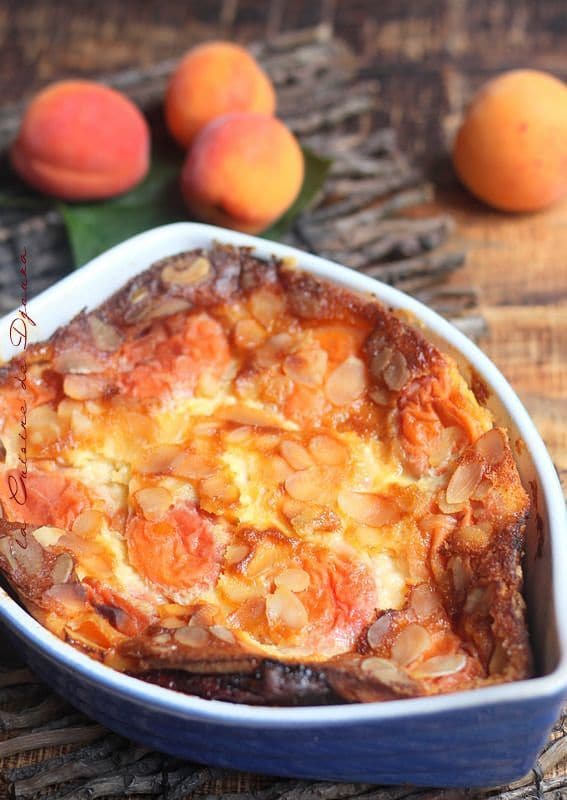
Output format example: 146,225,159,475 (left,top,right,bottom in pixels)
0,1,566,797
